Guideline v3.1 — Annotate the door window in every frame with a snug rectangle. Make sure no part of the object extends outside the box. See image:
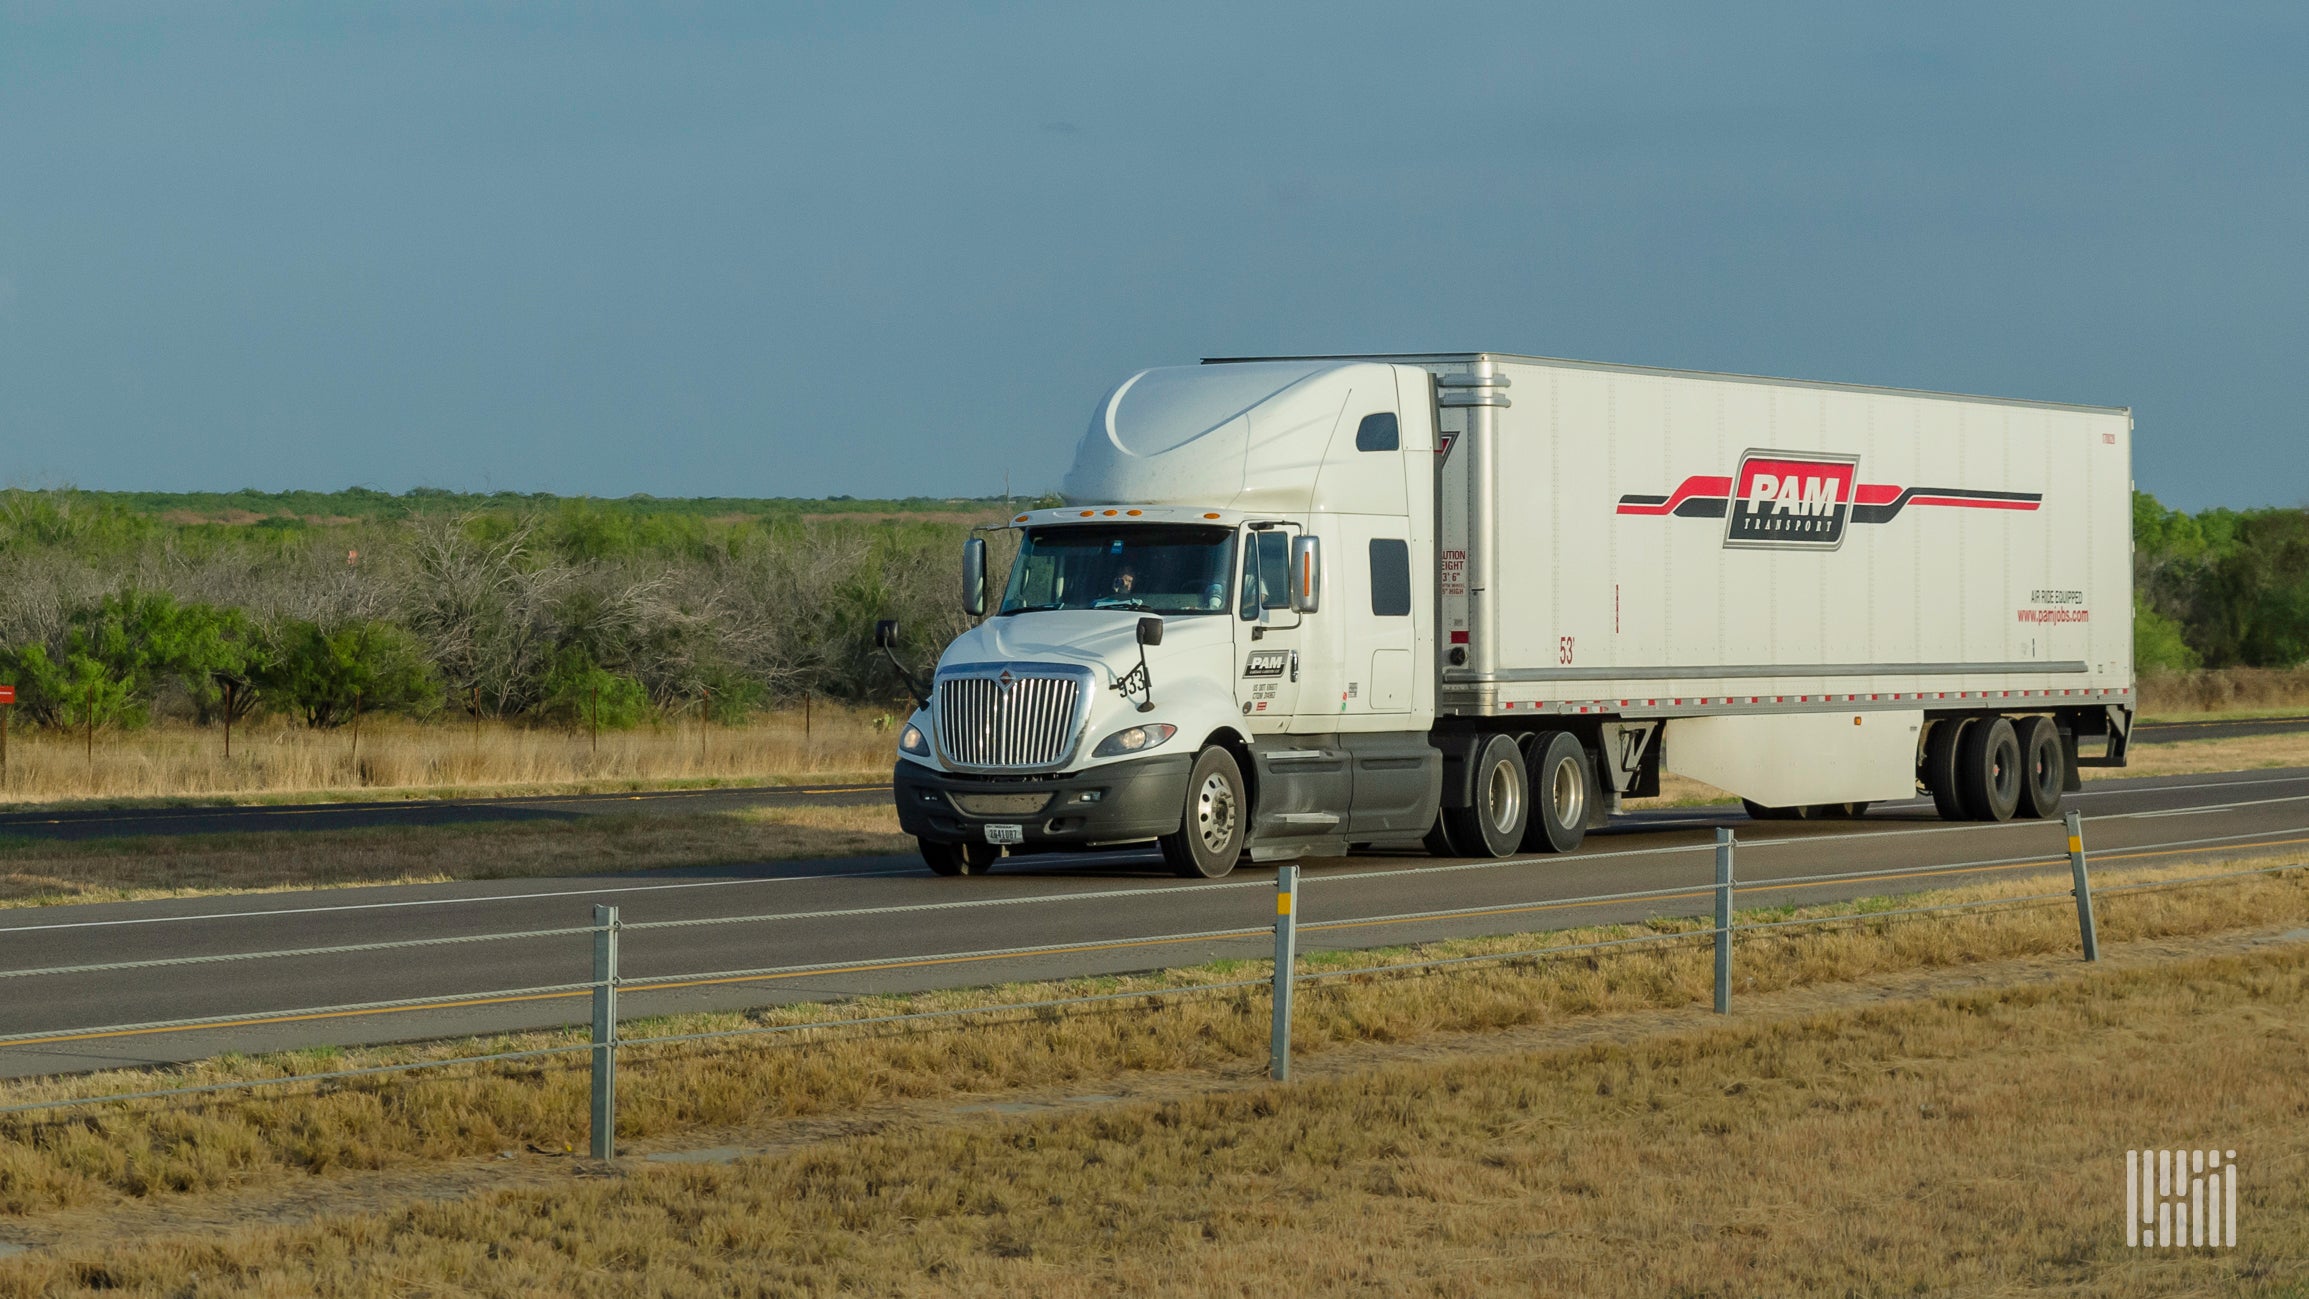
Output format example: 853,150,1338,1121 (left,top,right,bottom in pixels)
1240,530,1294,619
